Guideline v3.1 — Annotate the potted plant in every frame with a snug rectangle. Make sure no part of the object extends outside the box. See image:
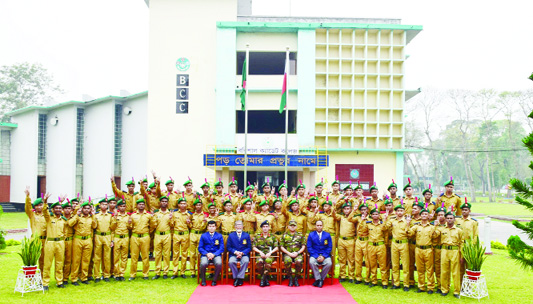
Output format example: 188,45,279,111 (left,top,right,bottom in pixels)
461,235,487,280
18,236,43,277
